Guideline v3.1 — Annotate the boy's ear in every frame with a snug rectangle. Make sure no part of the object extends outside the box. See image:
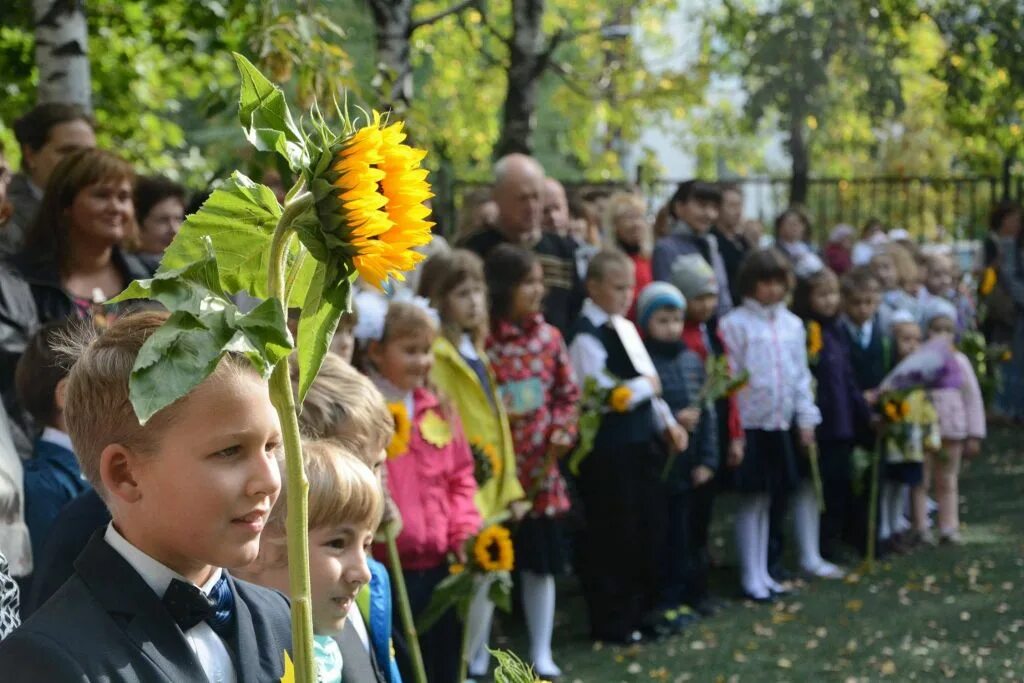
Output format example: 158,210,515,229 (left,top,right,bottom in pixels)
54,377,68,413
99,443,144,505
